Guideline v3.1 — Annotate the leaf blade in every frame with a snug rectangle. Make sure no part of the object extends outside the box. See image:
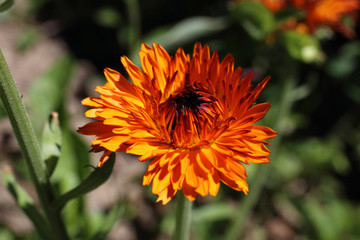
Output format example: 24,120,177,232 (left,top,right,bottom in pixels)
0,0,14,13
53,154,115,209
1,166,52,239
